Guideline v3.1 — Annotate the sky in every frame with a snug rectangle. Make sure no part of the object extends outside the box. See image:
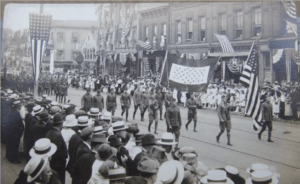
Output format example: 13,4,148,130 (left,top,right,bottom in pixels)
3,3,101,31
